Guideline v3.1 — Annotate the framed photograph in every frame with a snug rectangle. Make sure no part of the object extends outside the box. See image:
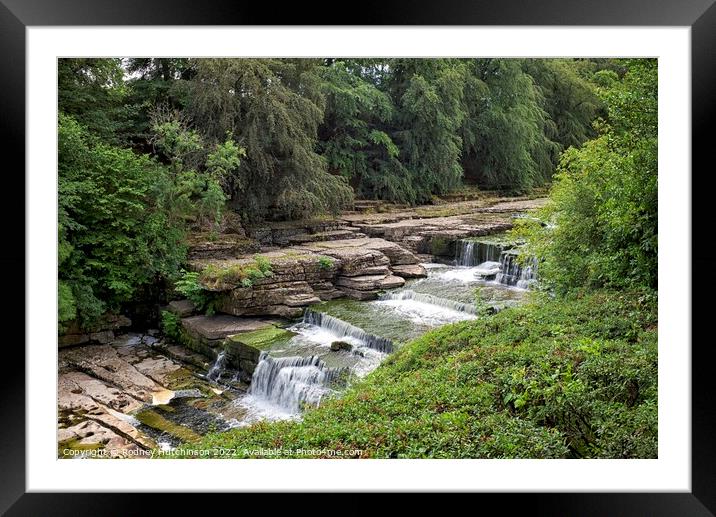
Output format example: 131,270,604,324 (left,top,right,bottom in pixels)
4,0,714,512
